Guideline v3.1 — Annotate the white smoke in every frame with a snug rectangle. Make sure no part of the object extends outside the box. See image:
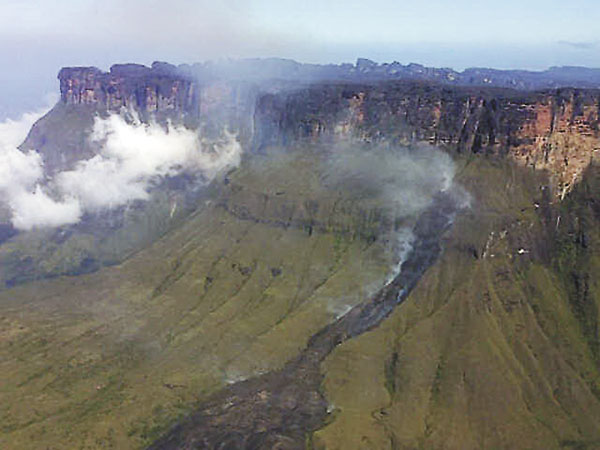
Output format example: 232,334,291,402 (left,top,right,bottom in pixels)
323,142,456,216
0,108,242,230
320,142,463,320
385,227,416,283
